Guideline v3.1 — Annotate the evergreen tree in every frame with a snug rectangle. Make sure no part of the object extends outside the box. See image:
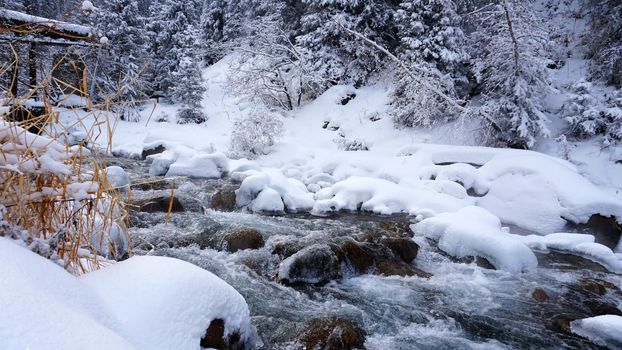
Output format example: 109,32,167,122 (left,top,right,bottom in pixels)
586,0,622,87
391,0,469,127
97,0,148,120
296,0,399,87
171,25,206,124
200,0,226,63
